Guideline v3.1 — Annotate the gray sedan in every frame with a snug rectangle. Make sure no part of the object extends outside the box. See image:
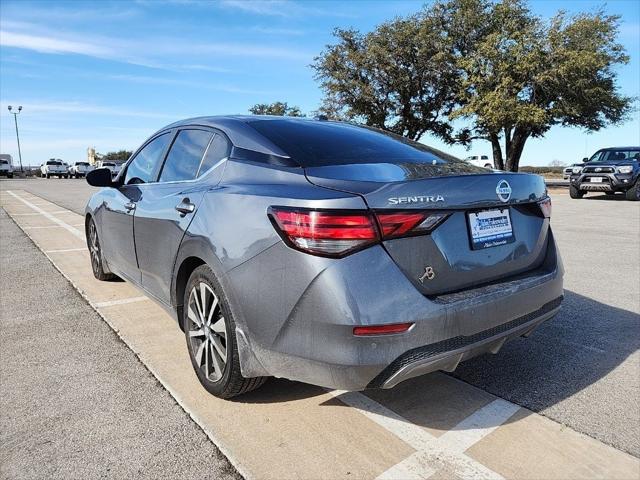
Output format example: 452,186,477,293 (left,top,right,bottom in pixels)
85,116,563,398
